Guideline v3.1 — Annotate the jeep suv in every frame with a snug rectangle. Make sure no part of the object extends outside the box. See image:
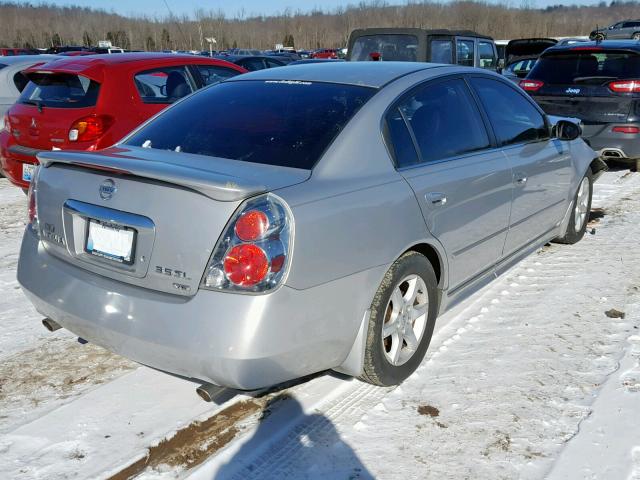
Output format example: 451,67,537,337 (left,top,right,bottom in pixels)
521,41,640,167
347,28,498,69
